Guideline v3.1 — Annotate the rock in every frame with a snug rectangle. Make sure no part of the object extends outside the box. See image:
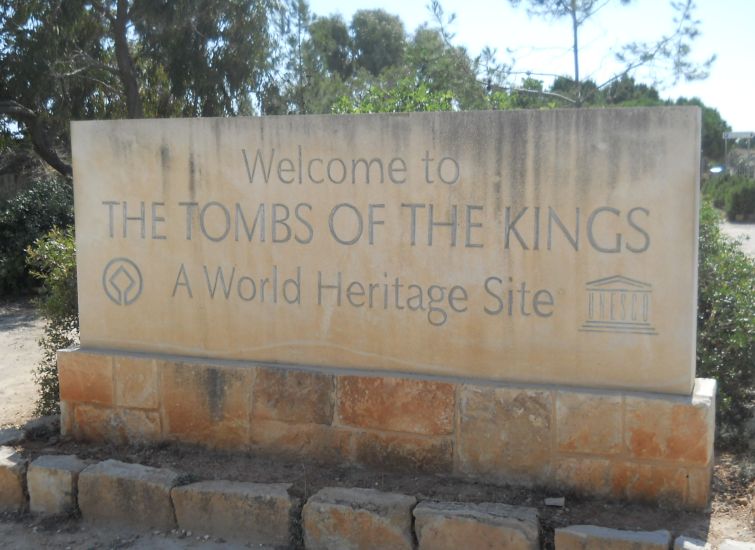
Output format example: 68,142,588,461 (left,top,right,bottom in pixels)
673,536,711,549
78,459,181,530
28,455,87,515
0,428,25,446
545,497,565,507
171,480,298,546
0,446,28,512
302,487,416,550
555,525,671,550
413,500,539,550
